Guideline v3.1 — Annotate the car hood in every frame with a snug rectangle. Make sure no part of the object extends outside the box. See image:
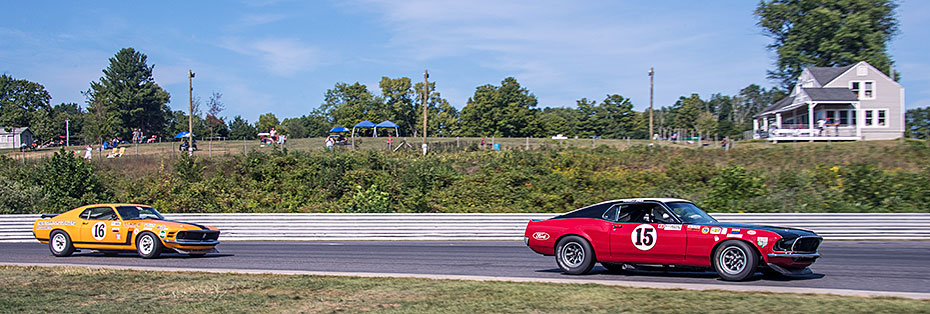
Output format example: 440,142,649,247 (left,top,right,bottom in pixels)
700,222,819,238
130,219,215,231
